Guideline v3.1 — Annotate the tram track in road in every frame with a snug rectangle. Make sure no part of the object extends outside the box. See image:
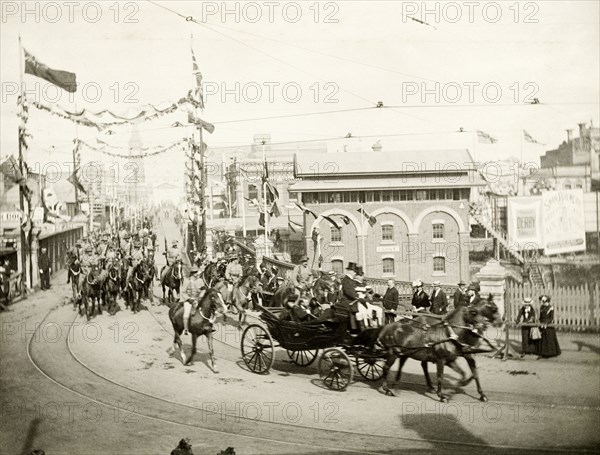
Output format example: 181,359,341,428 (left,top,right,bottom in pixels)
25,302,600,454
